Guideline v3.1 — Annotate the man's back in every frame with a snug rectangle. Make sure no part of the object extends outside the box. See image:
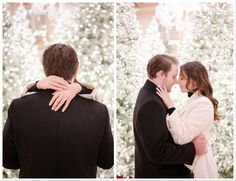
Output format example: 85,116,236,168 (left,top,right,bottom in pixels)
3,90,113,178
